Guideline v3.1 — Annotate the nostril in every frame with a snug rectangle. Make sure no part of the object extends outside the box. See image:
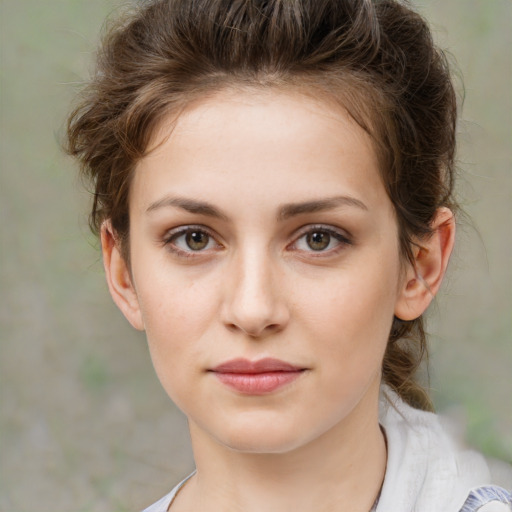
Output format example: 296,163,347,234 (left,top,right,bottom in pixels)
224,319,284,338
247,323,281,338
